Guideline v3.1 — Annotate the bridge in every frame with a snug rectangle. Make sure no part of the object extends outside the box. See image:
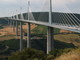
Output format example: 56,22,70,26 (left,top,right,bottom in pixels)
1,0,80,54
